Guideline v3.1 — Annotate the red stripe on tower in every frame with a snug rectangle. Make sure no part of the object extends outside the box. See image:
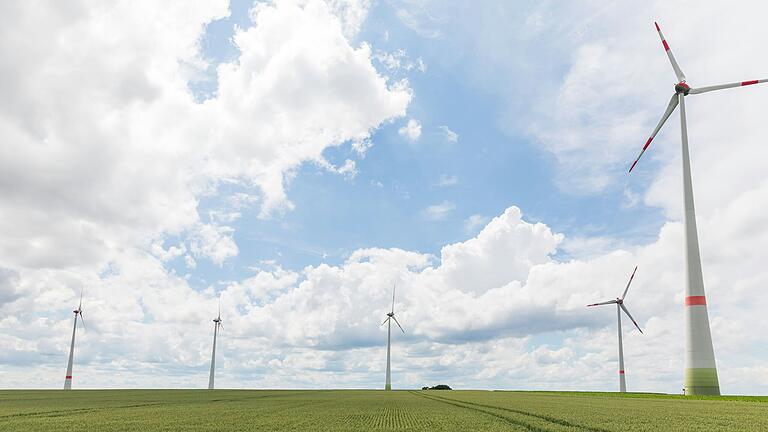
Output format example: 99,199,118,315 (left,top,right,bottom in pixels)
685,296,707,306
662,40,670,51
619,370,625,374
65,376,72,379
741,80,759,86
